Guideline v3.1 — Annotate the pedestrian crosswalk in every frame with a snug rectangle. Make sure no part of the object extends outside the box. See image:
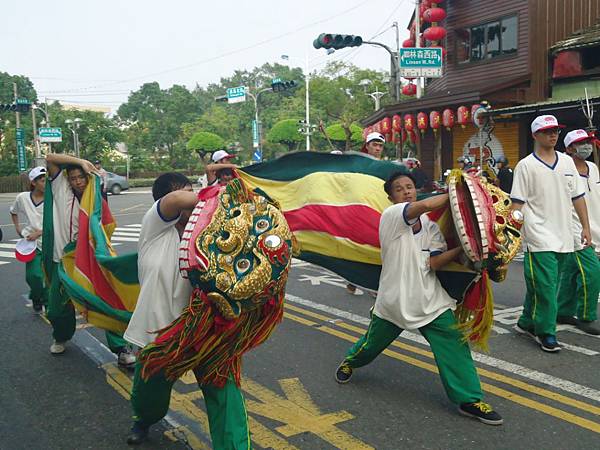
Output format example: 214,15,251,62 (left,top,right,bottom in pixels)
0,223,143,268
